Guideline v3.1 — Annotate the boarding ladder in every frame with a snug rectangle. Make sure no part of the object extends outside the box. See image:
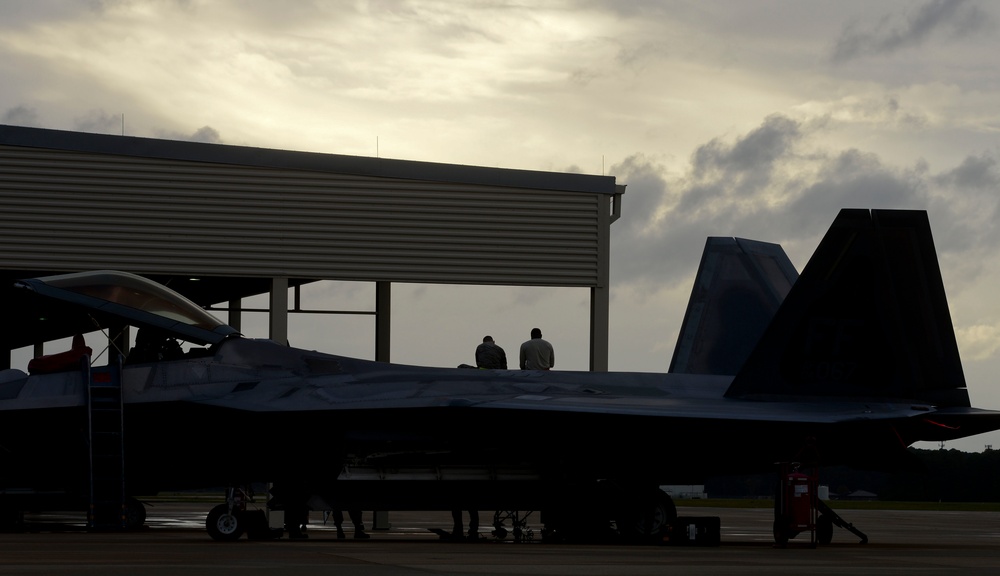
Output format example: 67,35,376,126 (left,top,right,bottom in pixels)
85,354,126,530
